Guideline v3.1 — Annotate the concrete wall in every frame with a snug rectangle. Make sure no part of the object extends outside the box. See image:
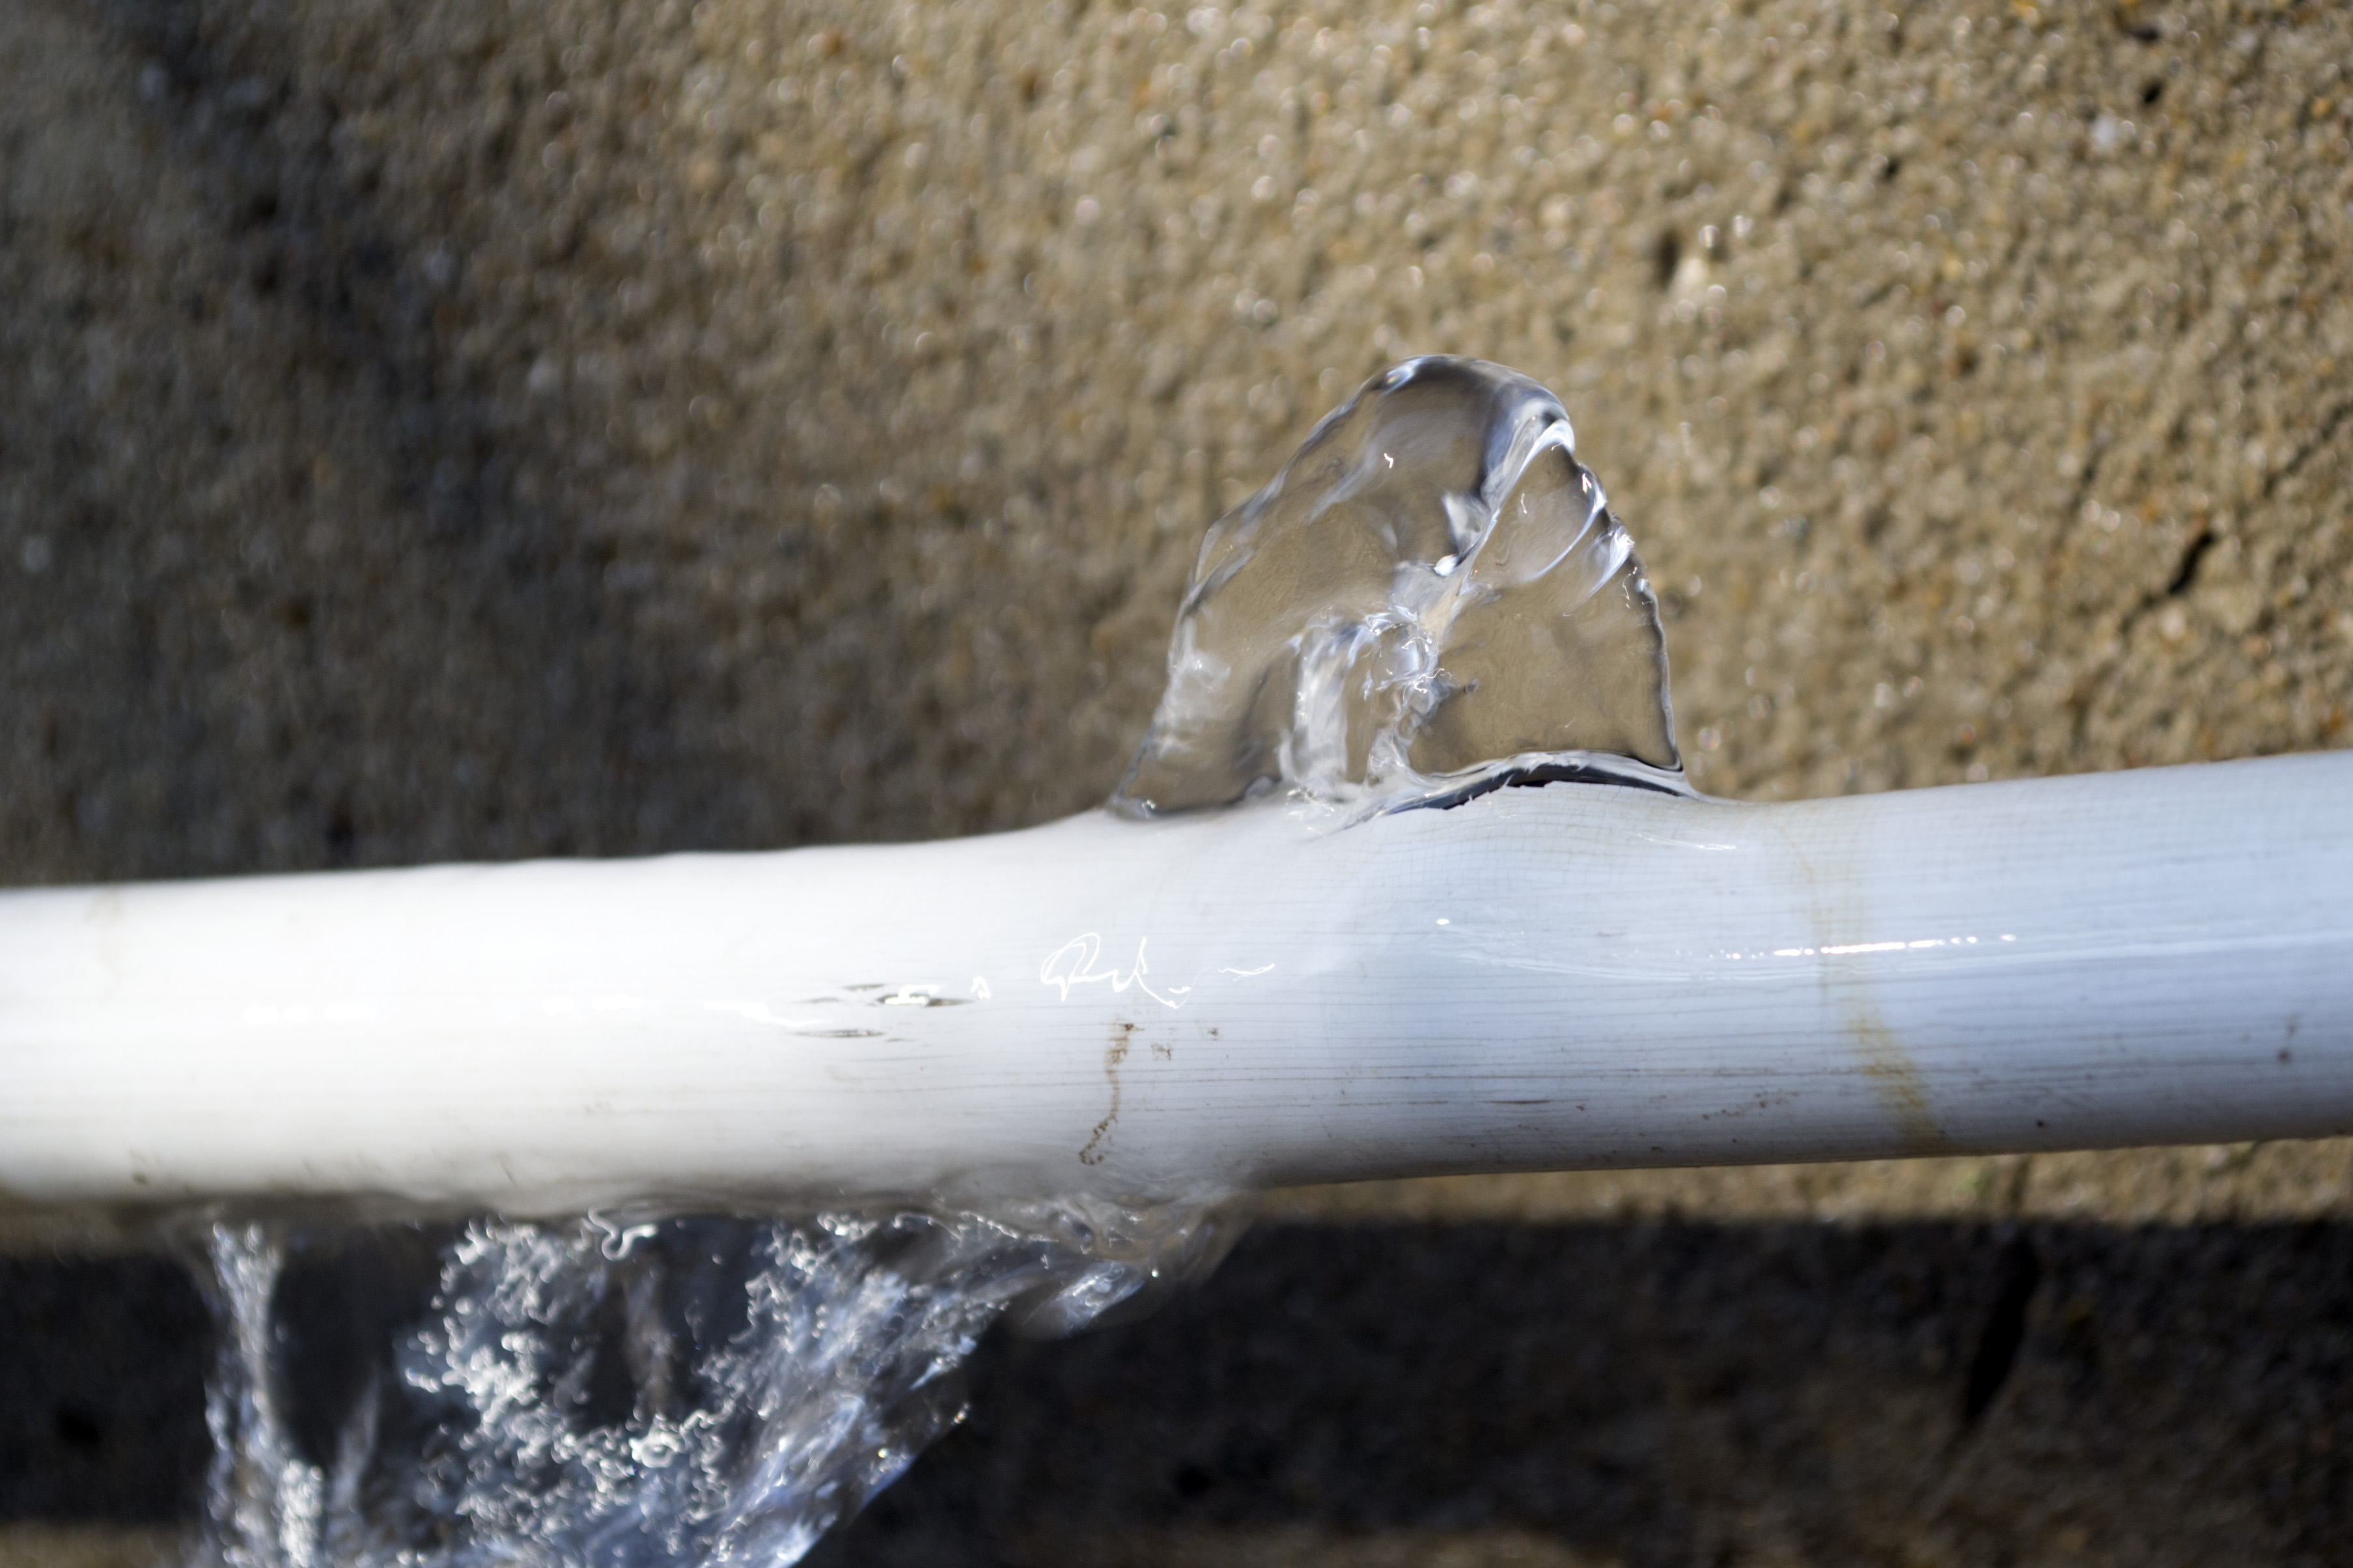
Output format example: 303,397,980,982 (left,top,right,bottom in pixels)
3,0,2350,1561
